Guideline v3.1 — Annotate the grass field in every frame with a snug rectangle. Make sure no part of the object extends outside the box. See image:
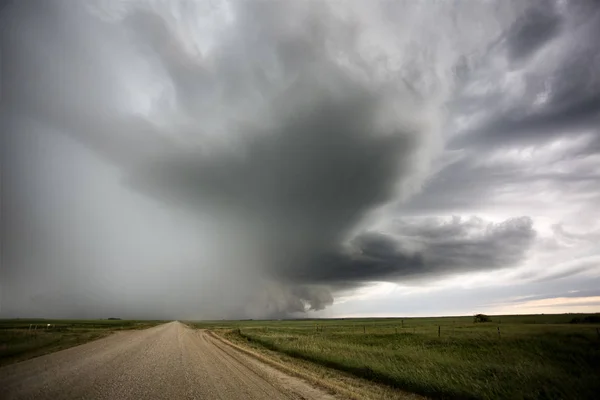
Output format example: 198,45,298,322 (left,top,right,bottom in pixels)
189,314,600,400
0,319,164,366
